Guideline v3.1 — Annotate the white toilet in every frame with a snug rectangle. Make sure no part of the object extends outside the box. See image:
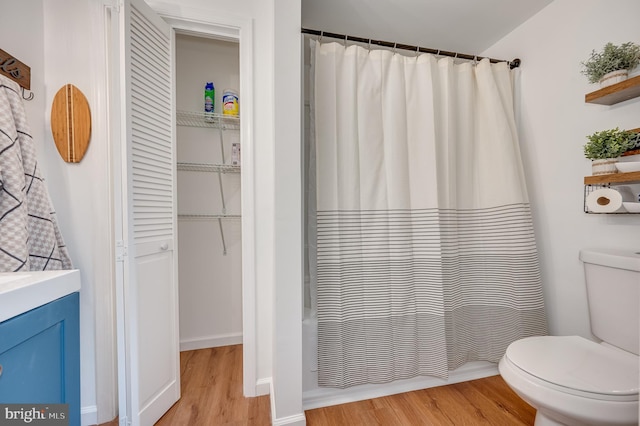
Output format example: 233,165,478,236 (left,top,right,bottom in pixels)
499,248,640,426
